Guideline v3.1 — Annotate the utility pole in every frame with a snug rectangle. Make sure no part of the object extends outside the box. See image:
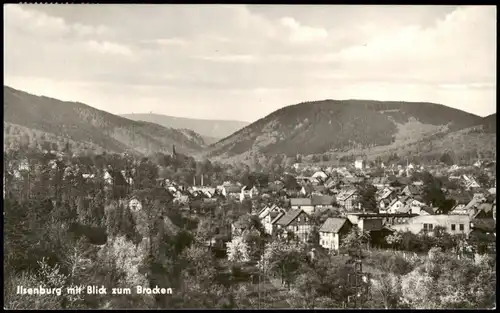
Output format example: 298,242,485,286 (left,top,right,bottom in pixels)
346,241,369,309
